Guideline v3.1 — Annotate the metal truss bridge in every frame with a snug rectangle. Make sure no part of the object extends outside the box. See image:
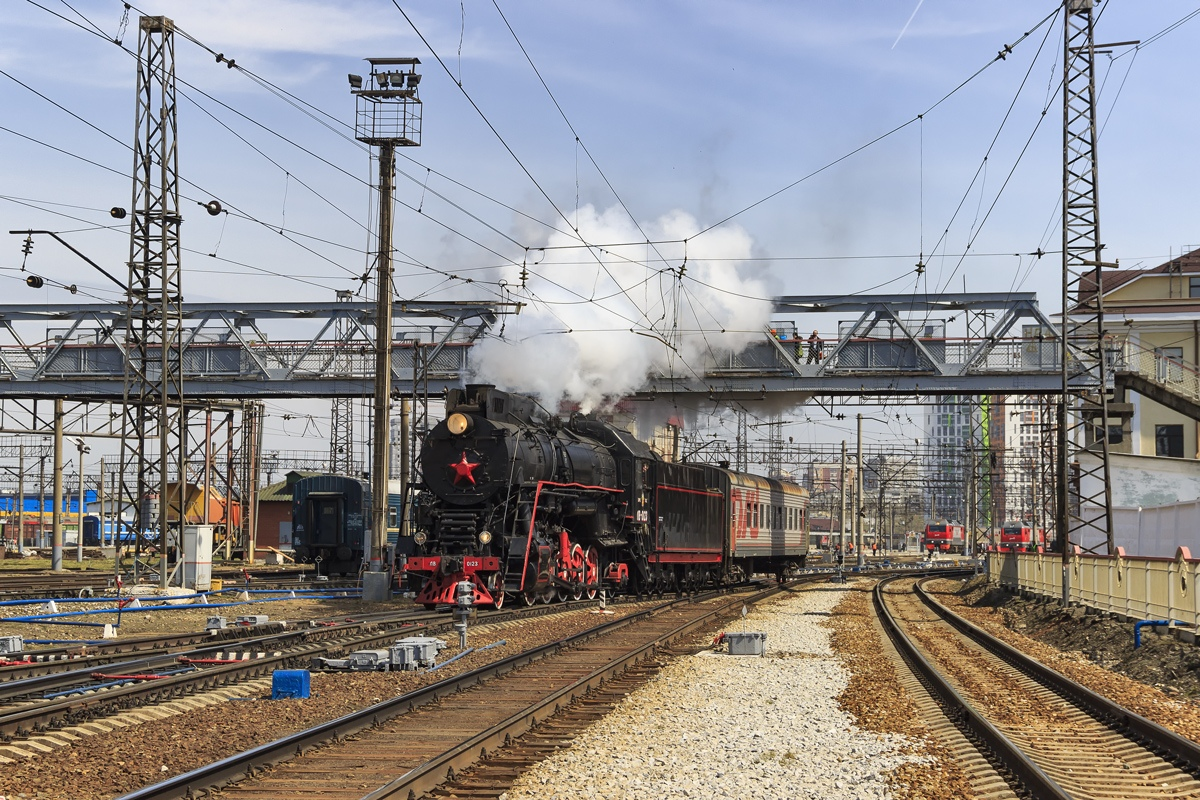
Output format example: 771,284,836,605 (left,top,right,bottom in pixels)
0,292,1073,400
